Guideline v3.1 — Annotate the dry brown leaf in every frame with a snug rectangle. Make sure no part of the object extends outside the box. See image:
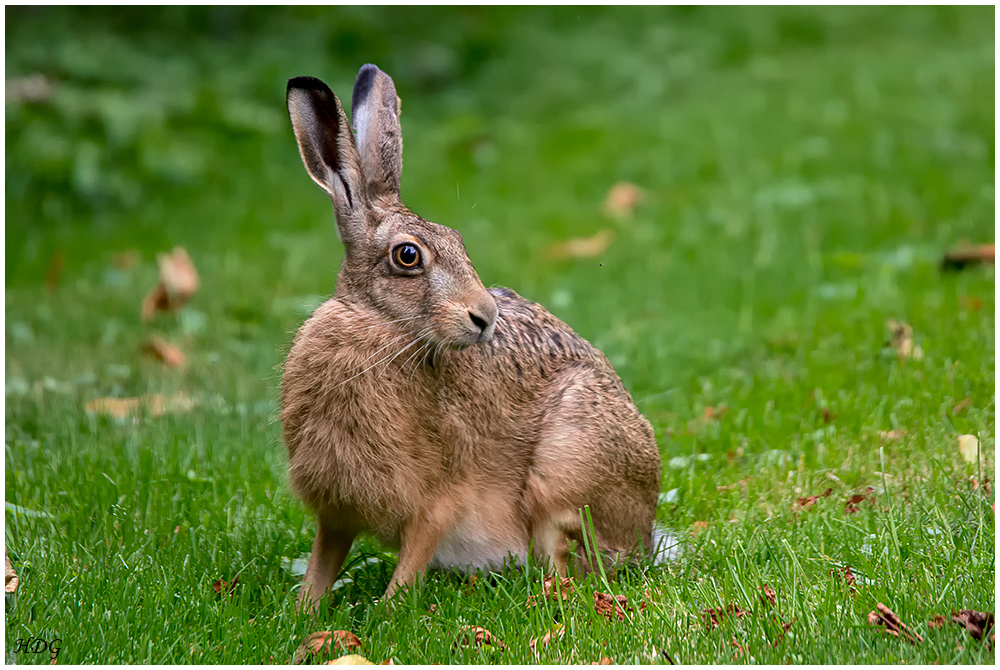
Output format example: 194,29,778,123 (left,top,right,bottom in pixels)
772,619,794,647
692,521,709,535
295,631,363,664
971,476,992,496
867,603,923,644
845,487,877,515
703,405,728,421
796,488,833,510
951,610,994,642
716,479,747,494
588,657,614,665
594,591,632,621
5,548,18,594
702,604,746,631
142,247,199,321
928,615,948,629
379,660,395,666
951,397,973,415
730,637,745,659
547,230,614,260
886,320,923,361
212,577,238,596
45,249,65,292
543,575,574,601
941,243,995,271
113,249,142,270
529,624,564,652
957,434,981,464
759,584,776,608
456,625,504,651
84,393,194,420
602,182,644,220
142,337,186,368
